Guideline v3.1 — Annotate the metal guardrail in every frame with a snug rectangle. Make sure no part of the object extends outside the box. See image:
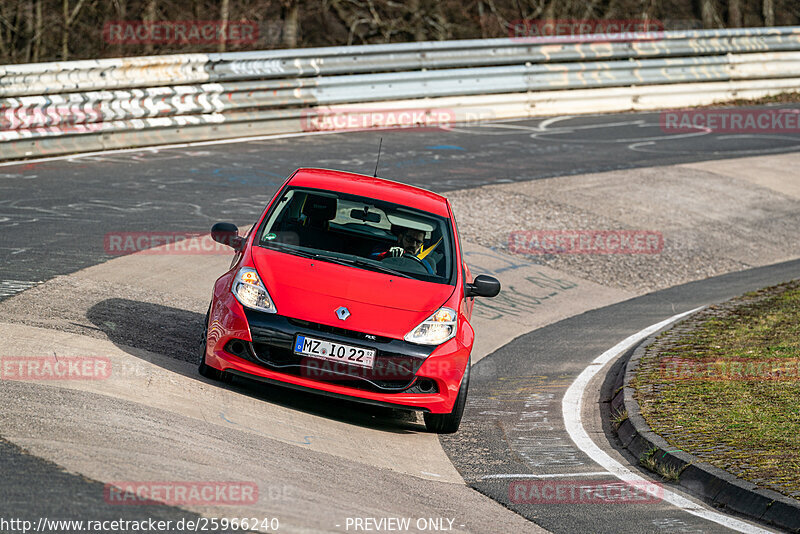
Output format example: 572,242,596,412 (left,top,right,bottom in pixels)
1,27,800,159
